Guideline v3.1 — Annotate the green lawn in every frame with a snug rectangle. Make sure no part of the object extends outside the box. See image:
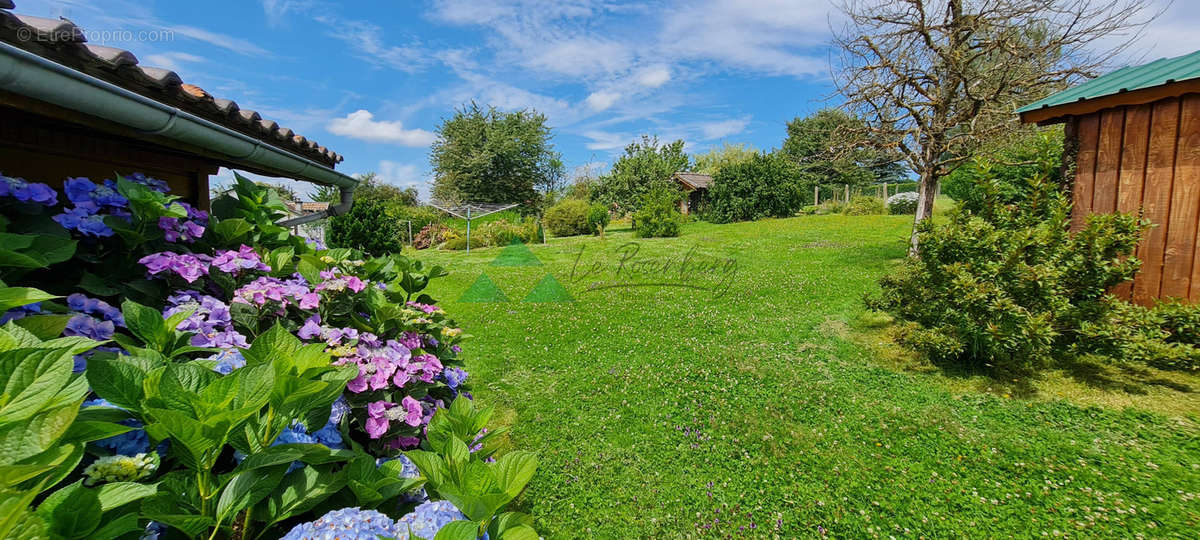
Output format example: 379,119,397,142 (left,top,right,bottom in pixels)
414,215,1199,538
